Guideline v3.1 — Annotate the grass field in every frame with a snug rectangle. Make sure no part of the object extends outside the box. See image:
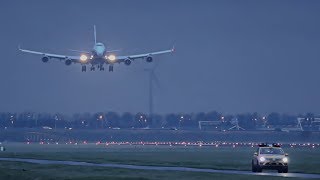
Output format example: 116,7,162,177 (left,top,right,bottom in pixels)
0,143,319,179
